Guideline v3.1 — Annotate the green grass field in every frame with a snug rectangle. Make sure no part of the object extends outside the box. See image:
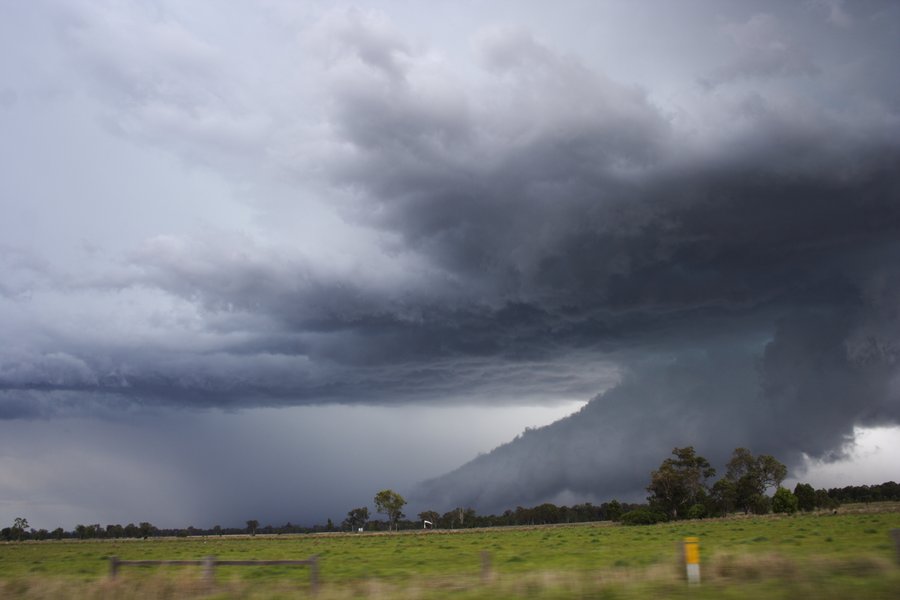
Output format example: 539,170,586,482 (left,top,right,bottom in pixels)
2,504,899,599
